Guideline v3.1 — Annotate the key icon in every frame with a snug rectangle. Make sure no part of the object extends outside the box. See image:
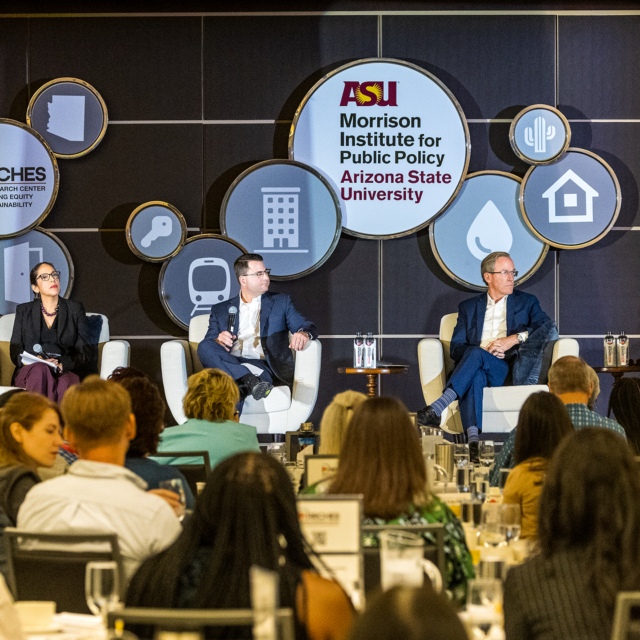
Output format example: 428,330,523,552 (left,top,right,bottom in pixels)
141,216,173,247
